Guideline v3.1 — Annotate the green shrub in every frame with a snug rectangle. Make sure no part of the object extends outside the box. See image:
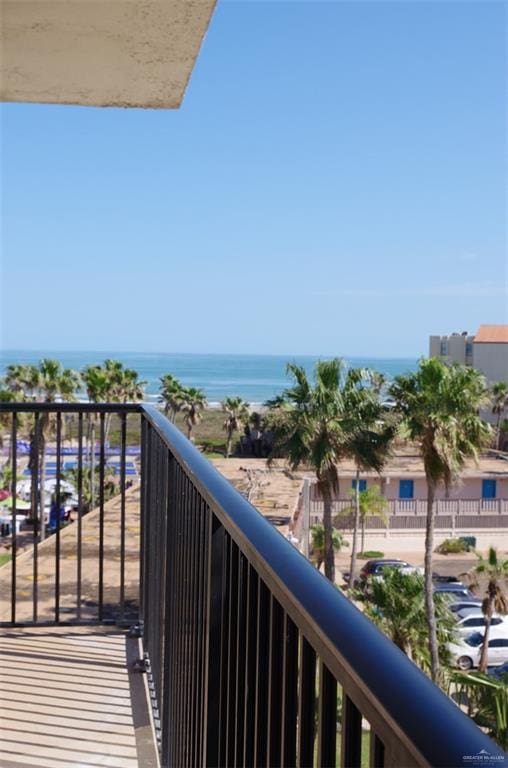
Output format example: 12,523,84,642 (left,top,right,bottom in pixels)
436,537,470,555
358,550,384,559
